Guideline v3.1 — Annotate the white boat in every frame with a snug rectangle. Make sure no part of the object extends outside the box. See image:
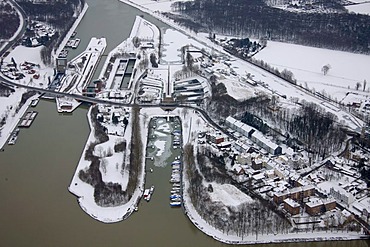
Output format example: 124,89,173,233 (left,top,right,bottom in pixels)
143,189,150,201
8,128,20,145
150,185,155,194
31,98,39,107
170,202,181,207
72,38,81,49
170,194,181,199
